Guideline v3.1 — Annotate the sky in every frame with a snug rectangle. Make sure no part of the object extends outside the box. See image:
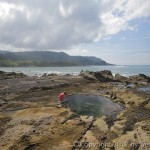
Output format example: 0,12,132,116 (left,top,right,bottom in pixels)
0,0,150,65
